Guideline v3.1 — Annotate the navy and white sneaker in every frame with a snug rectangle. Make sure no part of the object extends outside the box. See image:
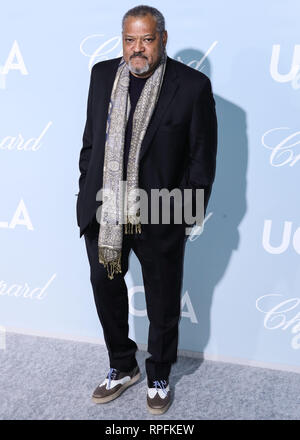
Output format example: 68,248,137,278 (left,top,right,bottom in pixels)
147,378,171,414
92,365,140,403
